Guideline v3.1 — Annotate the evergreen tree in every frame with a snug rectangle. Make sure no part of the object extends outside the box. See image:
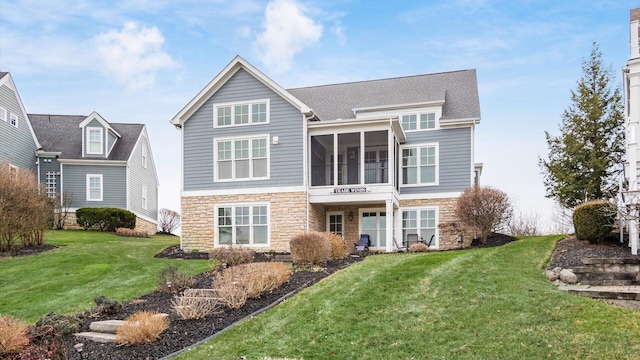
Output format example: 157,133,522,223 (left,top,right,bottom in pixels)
540,43,625,209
